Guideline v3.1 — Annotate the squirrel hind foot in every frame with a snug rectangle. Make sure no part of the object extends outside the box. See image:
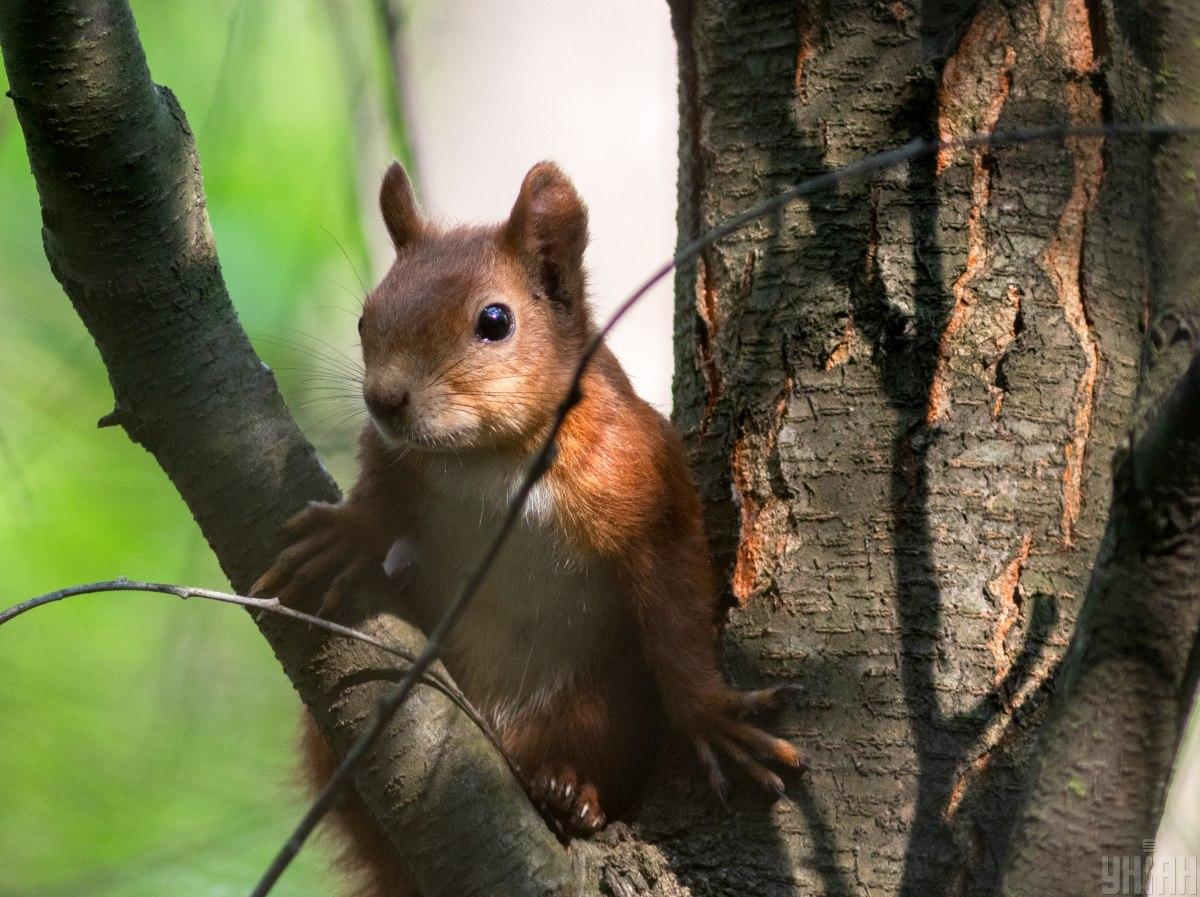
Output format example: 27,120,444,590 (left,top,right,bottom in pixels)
530,764,607,838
